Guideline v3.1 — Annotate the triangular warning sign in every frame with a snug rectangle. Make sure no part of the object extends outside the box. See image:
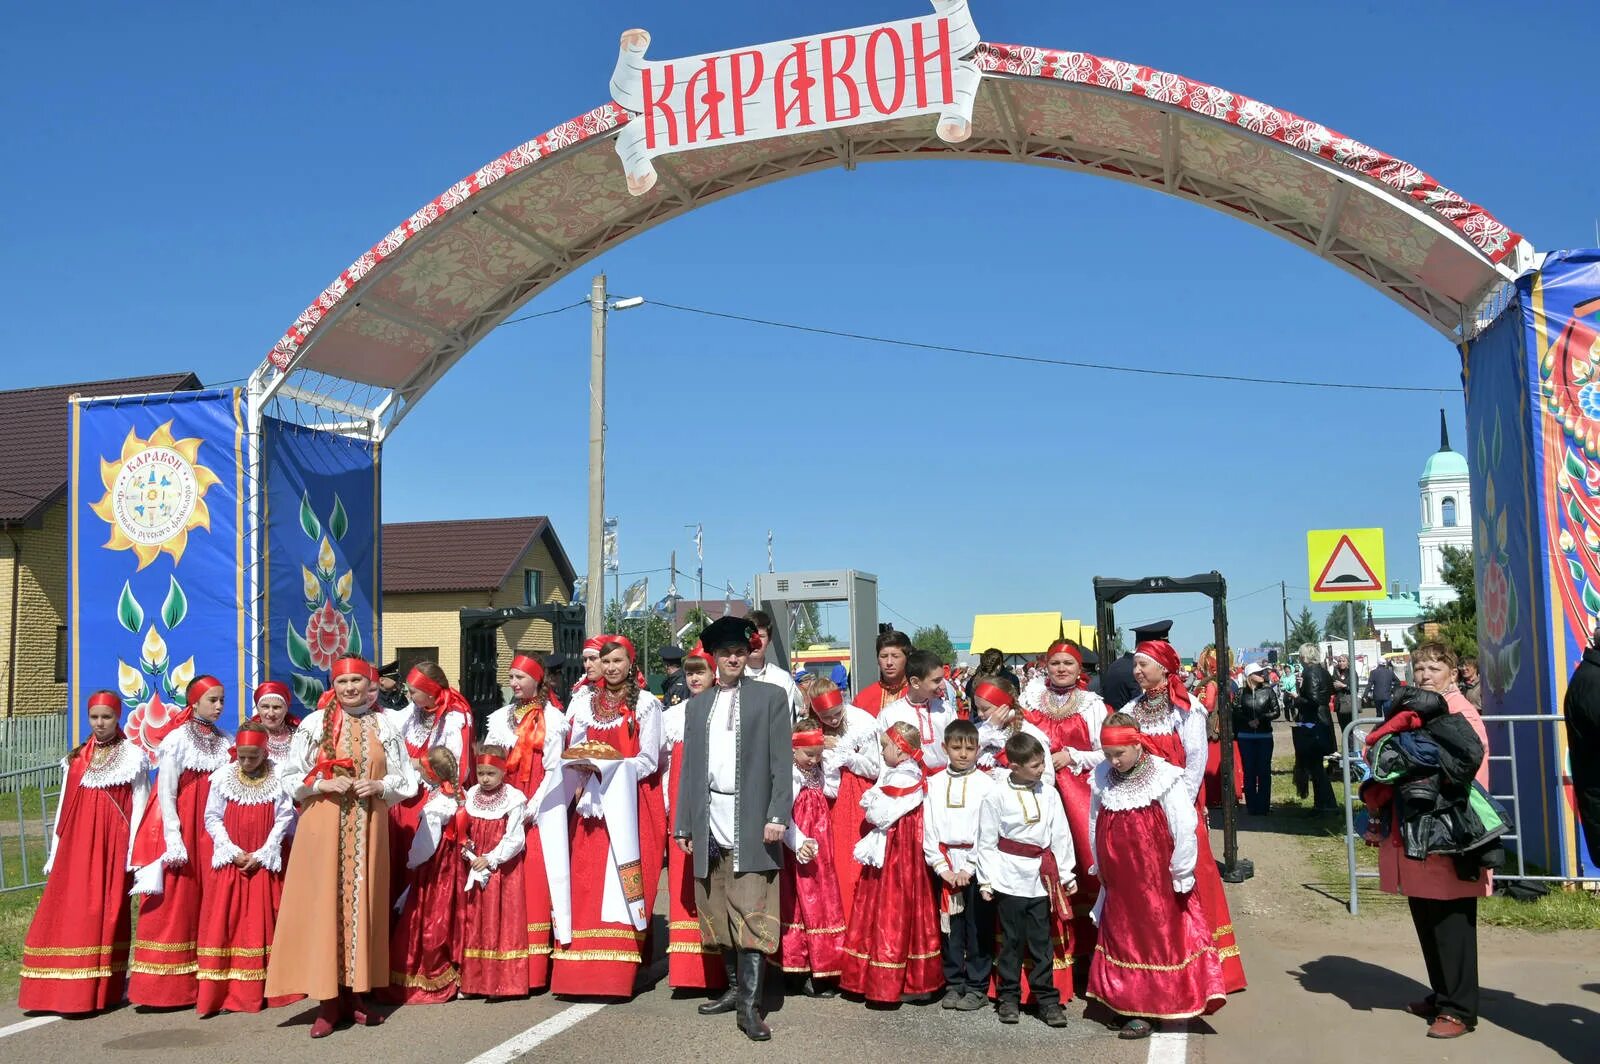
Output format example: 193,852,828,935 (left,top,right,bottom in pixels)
1314,535,1383,593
